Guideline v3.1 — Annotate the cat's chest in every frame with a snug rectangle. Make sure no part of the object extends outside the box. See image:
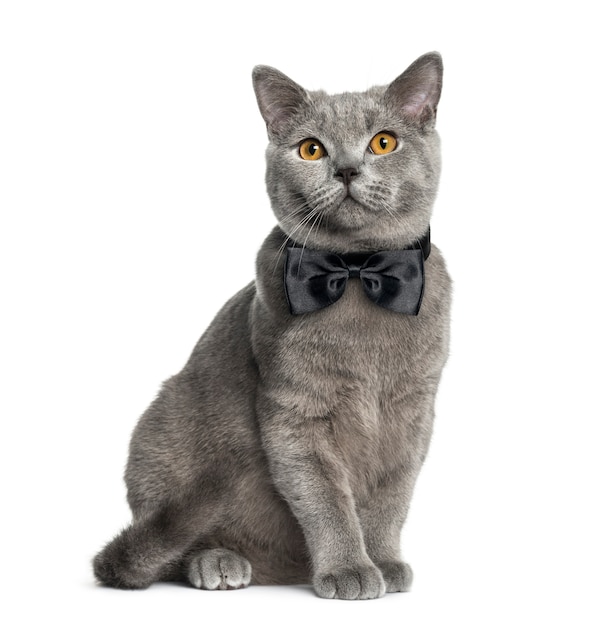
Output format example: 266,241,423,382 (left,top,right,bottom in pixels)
253,251,450,491
265,280,426,412
286,280,422,367
253,238,450,417
266,281,430,485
